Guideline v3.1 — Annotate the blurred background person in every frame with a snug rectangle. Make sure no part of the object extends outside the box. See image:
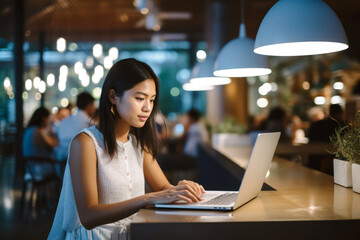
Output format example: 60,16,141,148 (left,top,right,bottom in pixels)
54,92,96,179
308,104,346,142
22,107,59,210
50,107,70,130
23,107,59,160
182,108,209,159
